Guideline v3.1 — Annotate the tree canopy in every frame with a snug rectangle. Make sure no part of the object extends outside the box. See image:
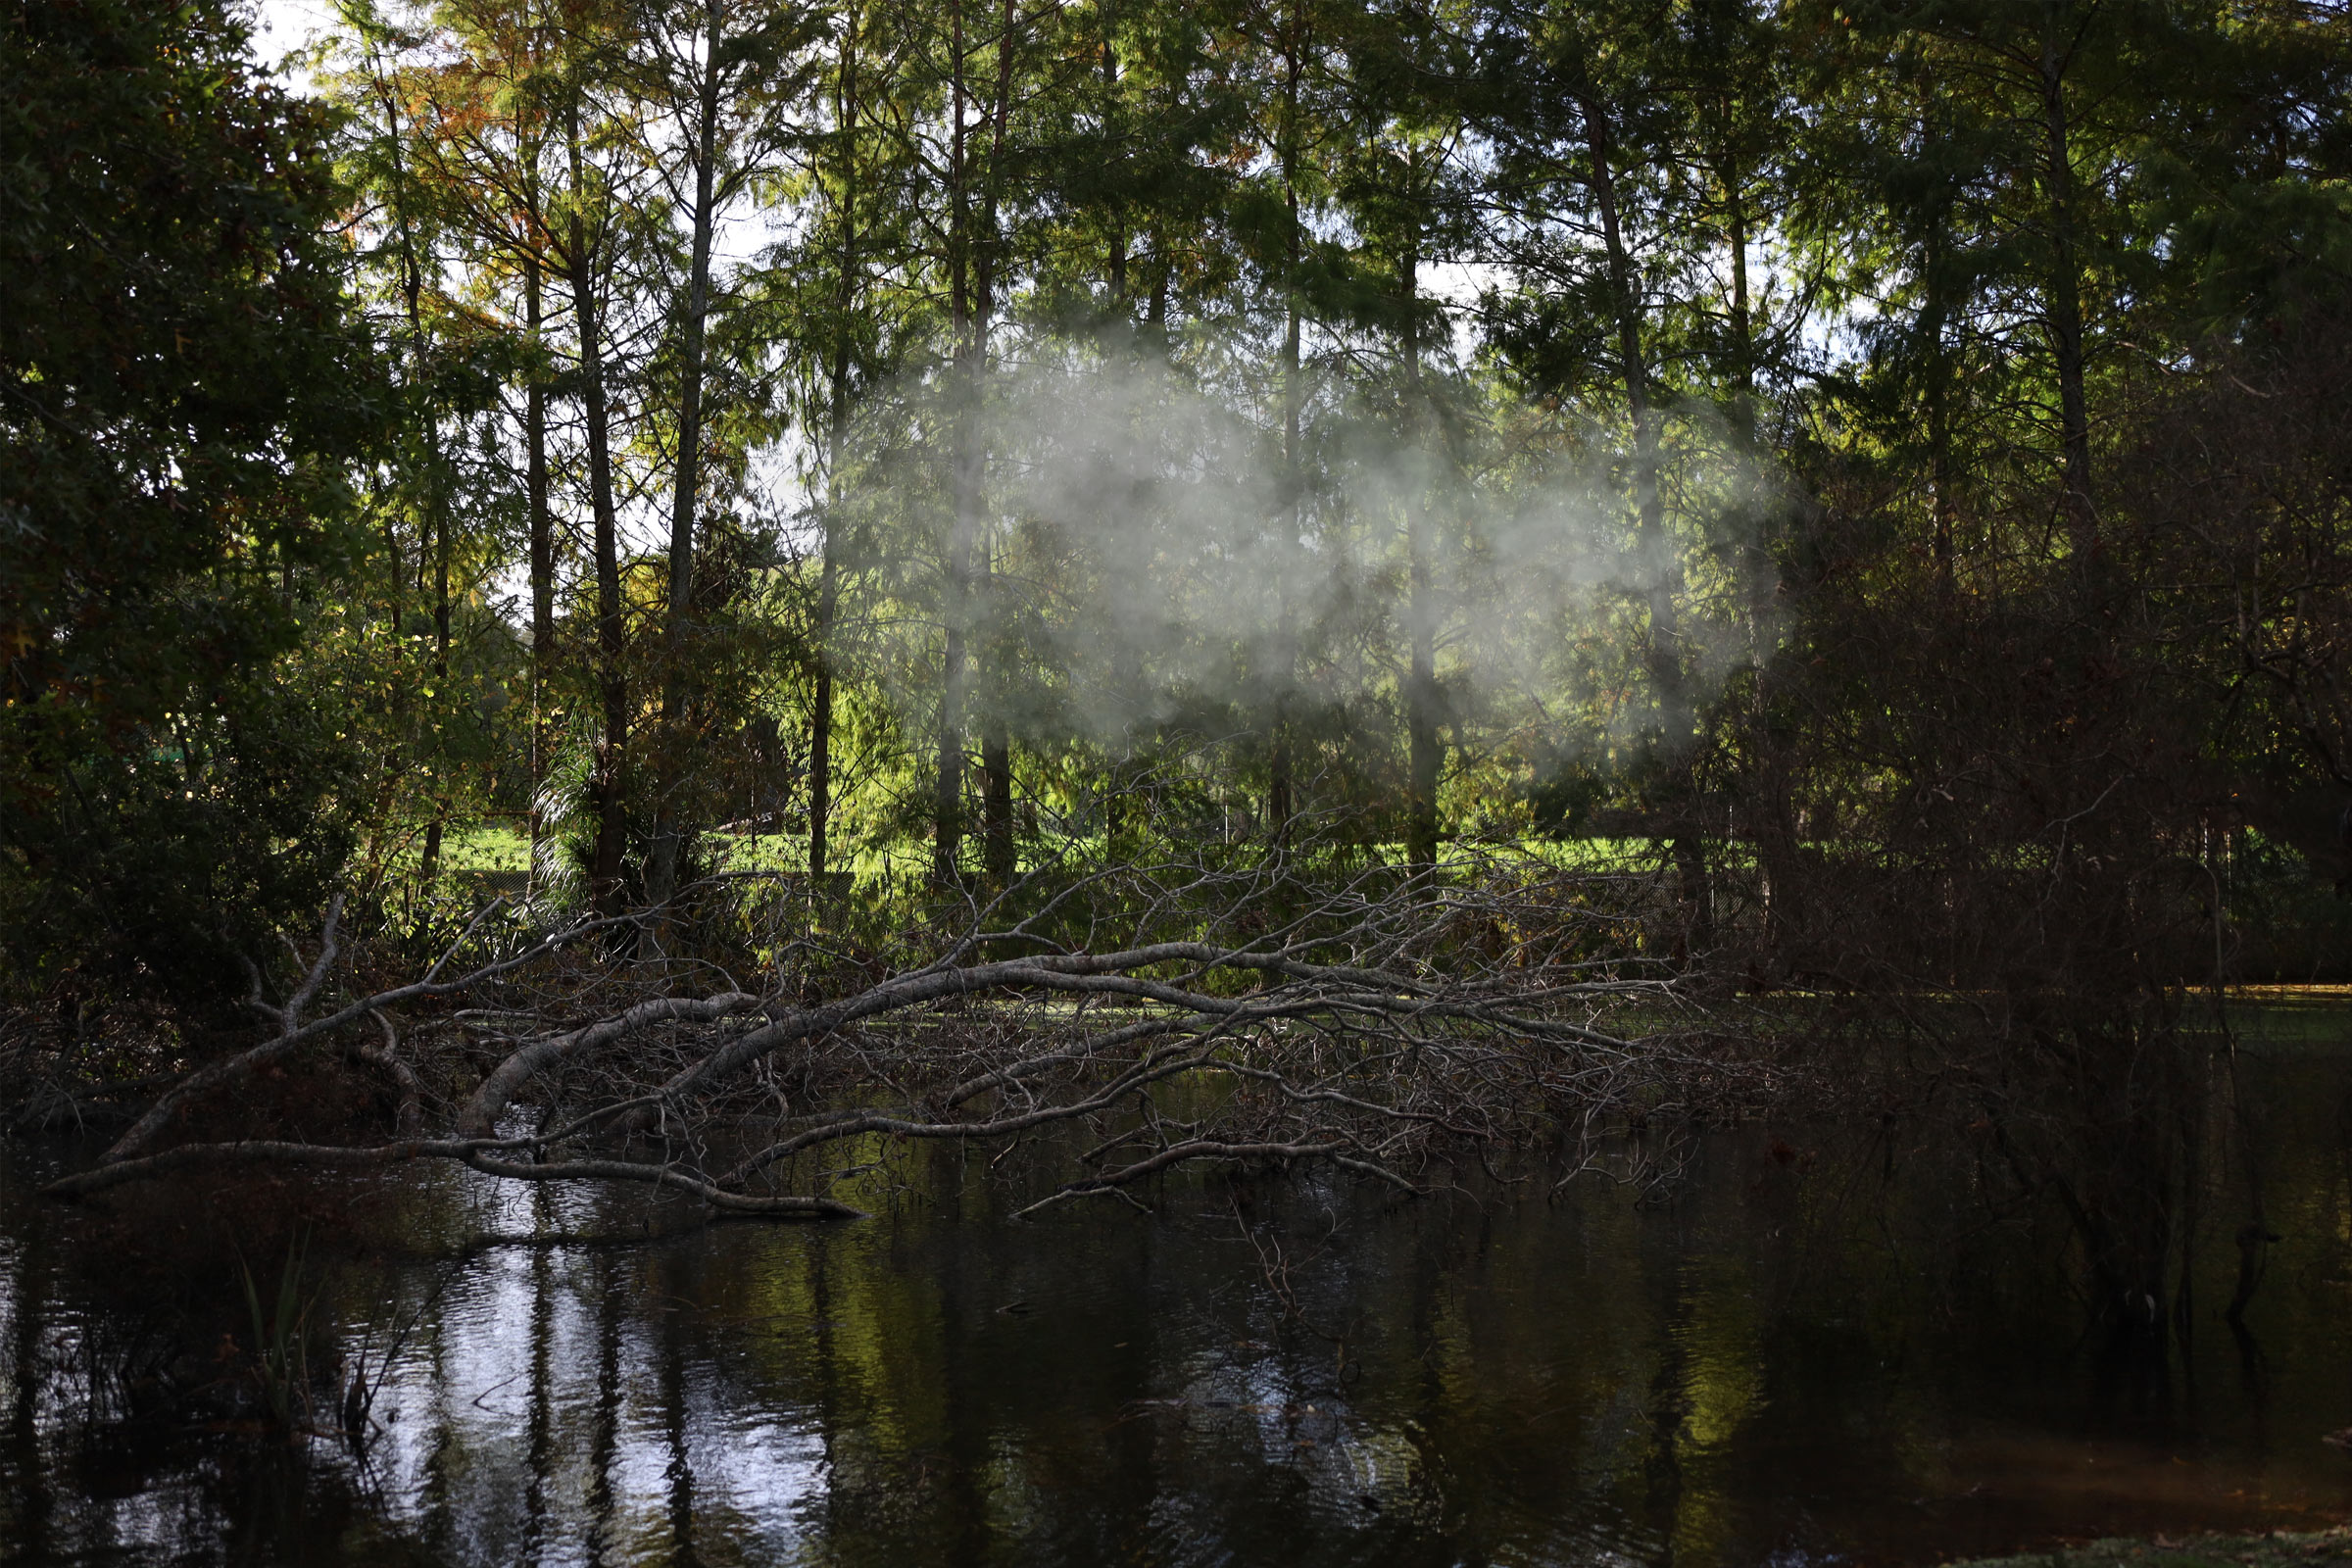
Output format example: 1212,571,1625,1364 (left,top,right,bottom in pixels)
4,0,2350,1006
1,0,382,995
